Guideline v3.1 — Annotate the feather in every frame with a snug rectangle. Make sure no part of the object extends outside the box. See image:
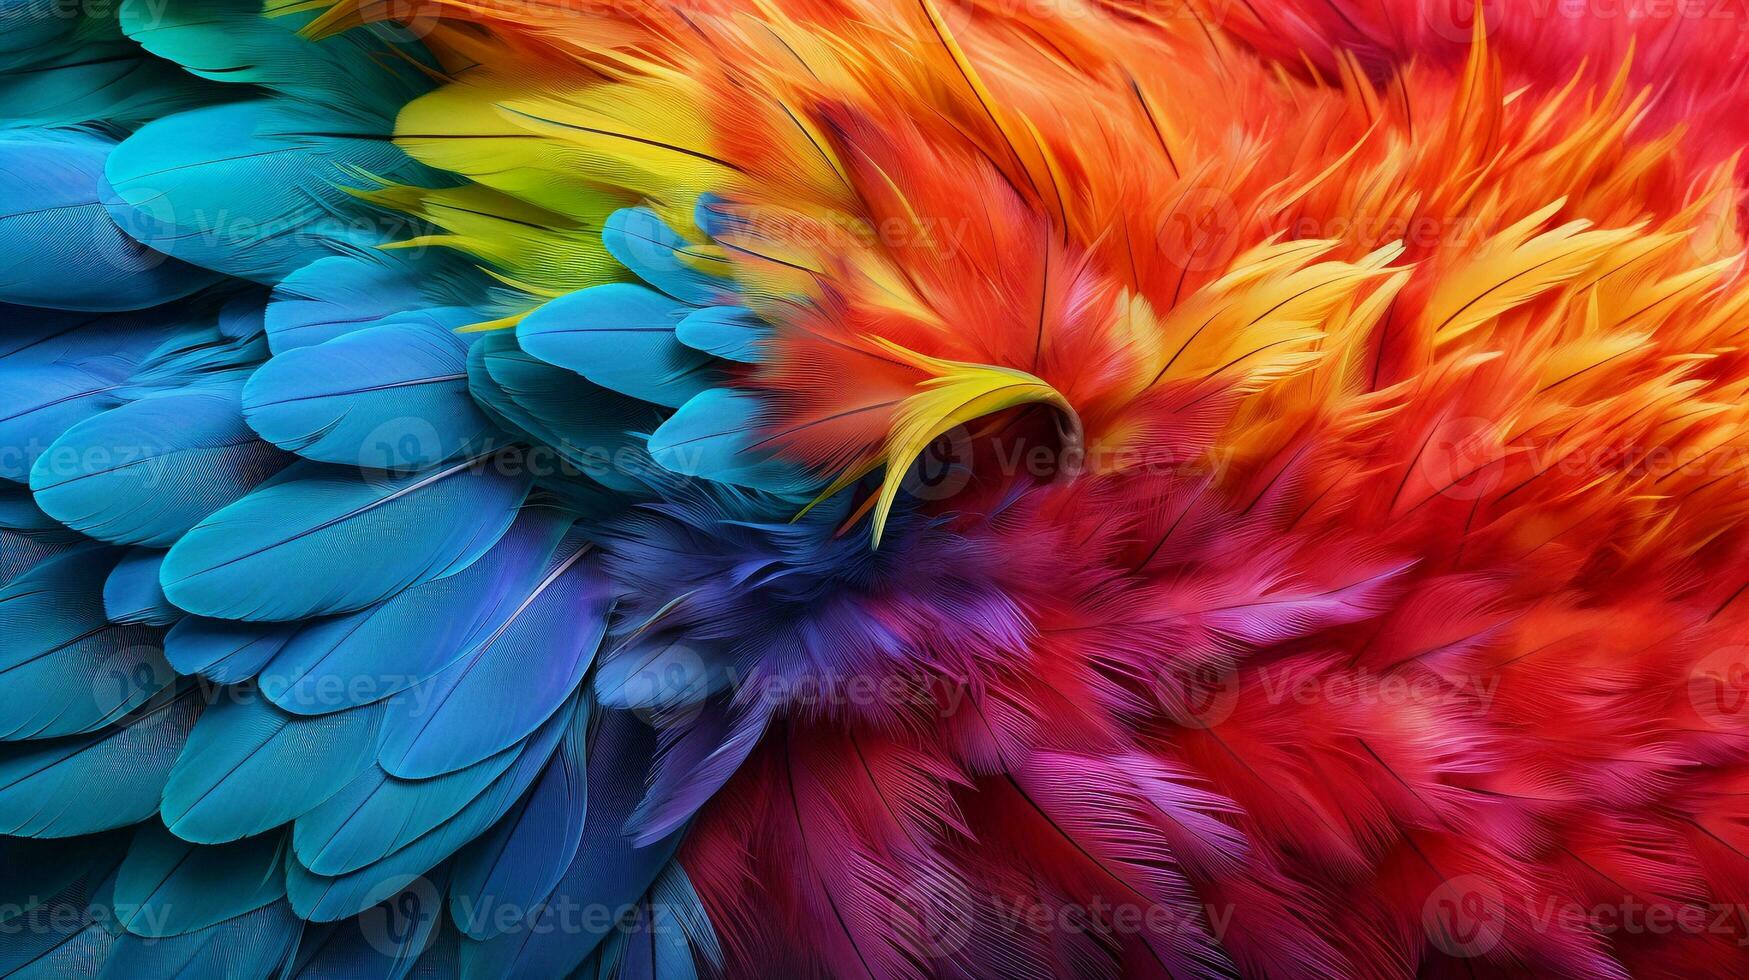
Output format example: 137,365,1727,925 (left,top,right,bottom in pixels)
264,249,486,354
0,130,218,311
286,879,450,980
95,900,303,980
255,507,573,716
0,683,201,837
466,330,664,494
674,306,771,363
159,695,385,844
102,548,181,626
117,0,431,123
650,388,820,495
159,455,531,621
0,41,214,131
0,836,125,977
102,100,438,282
457,708,680,977
601,207,734,307
164,617,301,684
449,704,588,940
243,320,502,470
0,306,190,482
517,284,720,409
376,532,610,778
31,385,292,547
113,821,287,937
286,695,578,922
623,699,772,847
0,544,175,740
291,745,525,876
